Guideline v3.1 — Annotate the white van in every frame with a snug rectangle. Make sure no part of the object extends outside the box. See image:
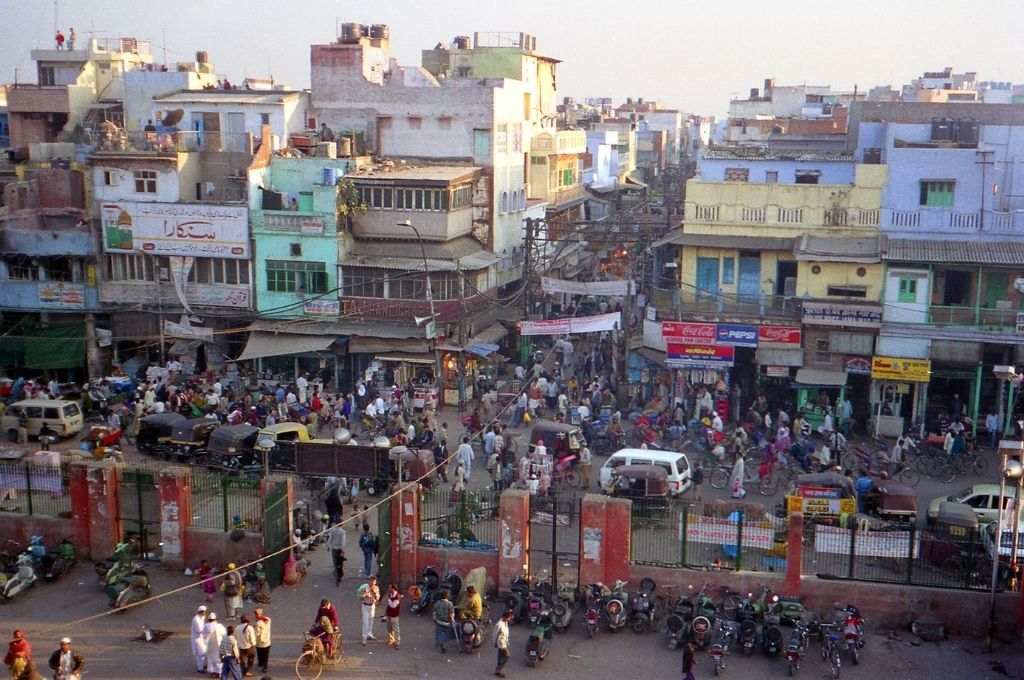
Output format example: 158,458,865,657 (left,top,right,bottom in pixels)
1,399,84,439
599,448,692,496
